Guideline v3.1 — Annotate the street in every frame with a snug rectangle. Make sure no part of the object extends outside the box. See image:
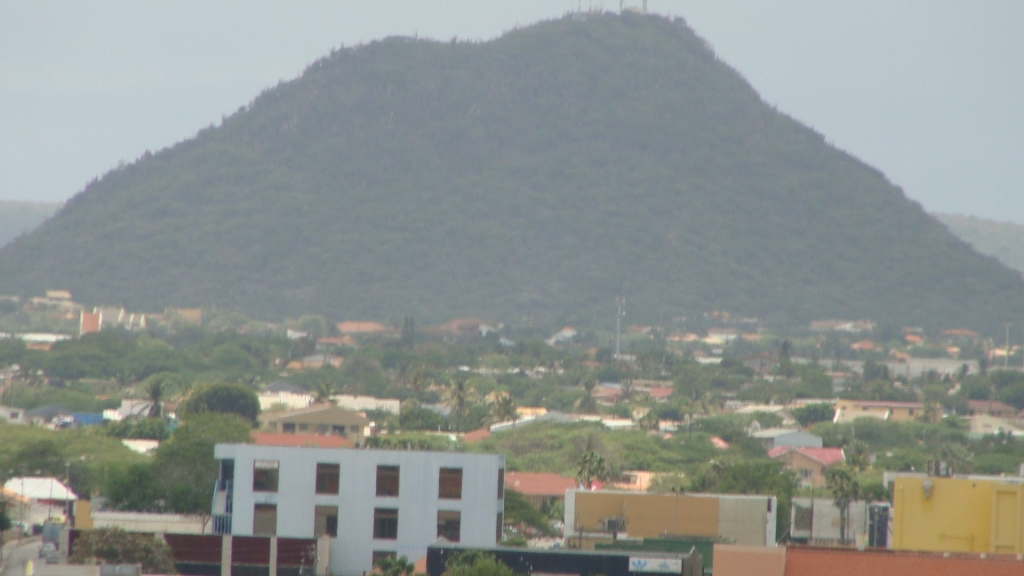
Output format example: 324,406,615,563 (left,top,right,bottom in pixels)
0,537,41,576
